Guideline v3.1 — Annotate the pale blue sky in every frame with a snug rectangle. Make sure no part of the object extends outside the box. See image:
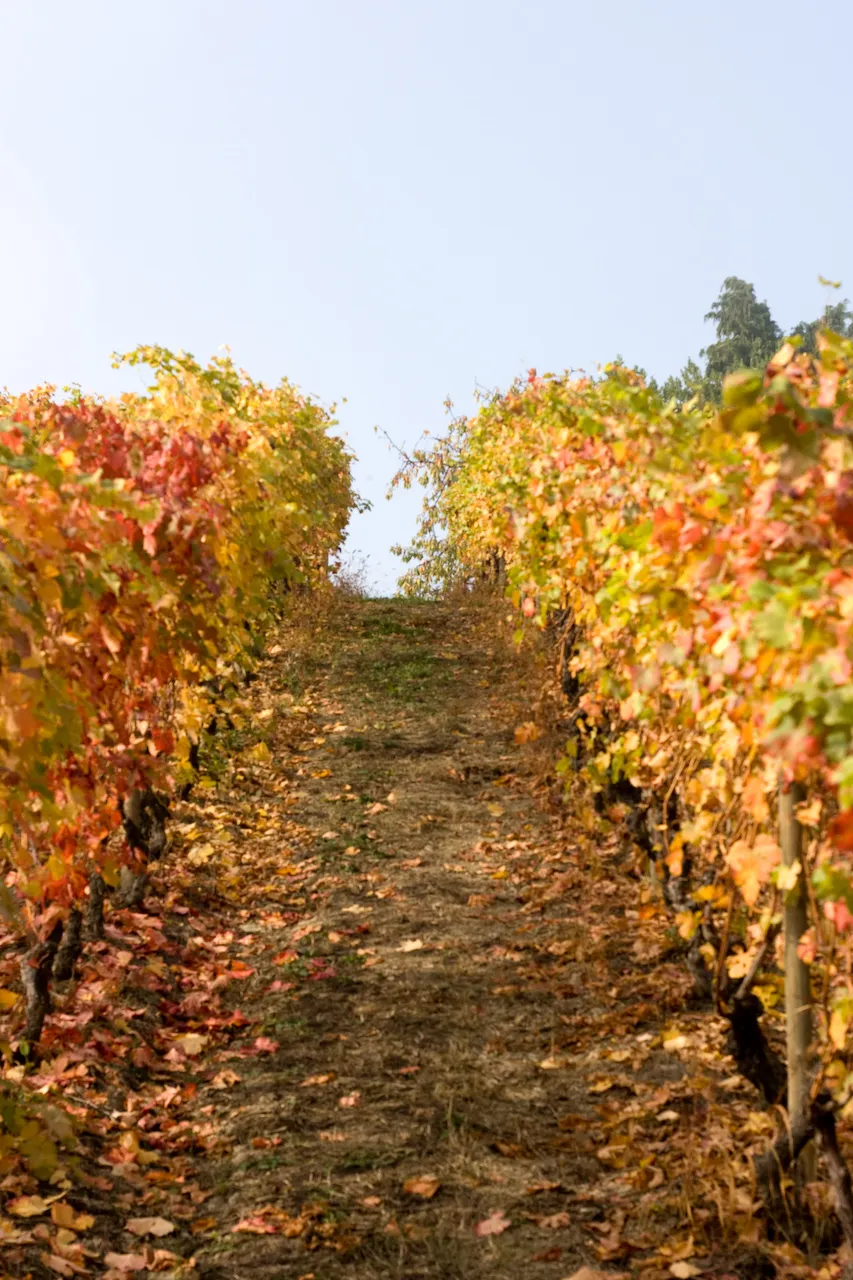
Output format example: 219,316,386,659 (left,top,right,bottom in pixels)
2,1,850,591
